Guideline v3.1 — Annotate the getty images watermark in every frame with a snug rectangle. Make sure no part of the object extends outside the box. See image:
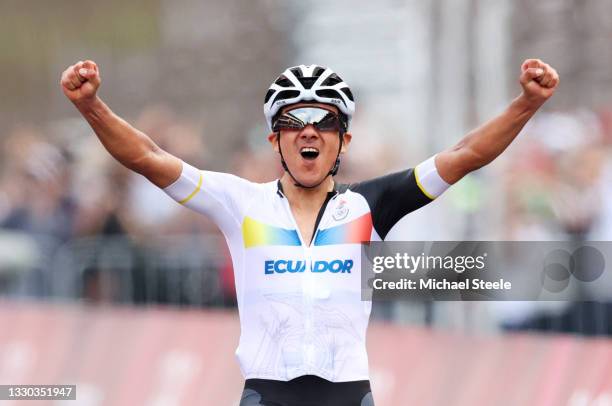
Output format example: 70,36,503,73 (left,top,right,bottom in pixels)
361,242,609,301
